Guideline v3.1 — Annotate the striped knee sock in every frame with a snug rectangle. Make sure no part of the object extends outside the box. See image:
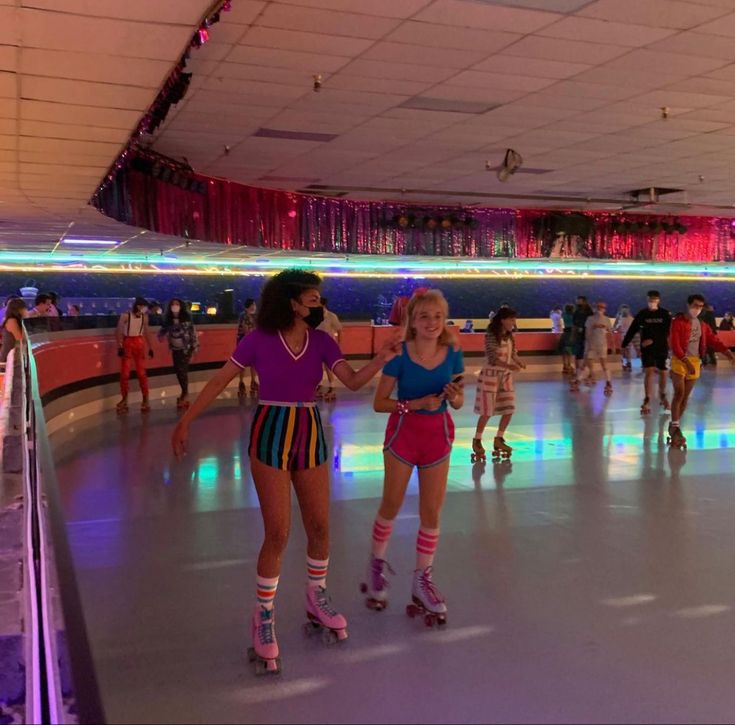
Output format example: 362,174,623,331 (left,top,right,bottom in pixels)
416,527,440,570
371,516,394,559
307,557,329,589
256,575,279,610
